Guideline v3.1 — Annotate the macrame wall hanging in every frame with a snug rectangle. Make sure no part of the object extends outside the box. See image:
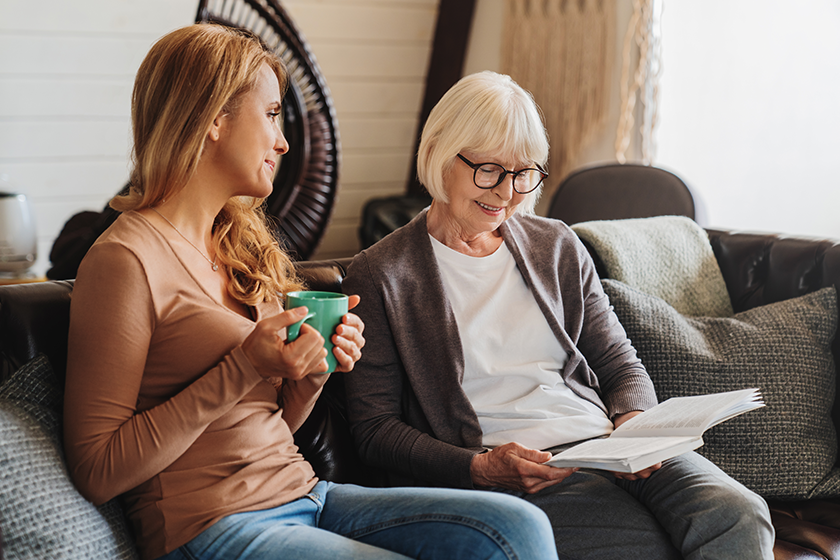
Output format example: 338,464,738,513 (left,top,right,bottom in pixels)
616,0,661,165
501,0,615,197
